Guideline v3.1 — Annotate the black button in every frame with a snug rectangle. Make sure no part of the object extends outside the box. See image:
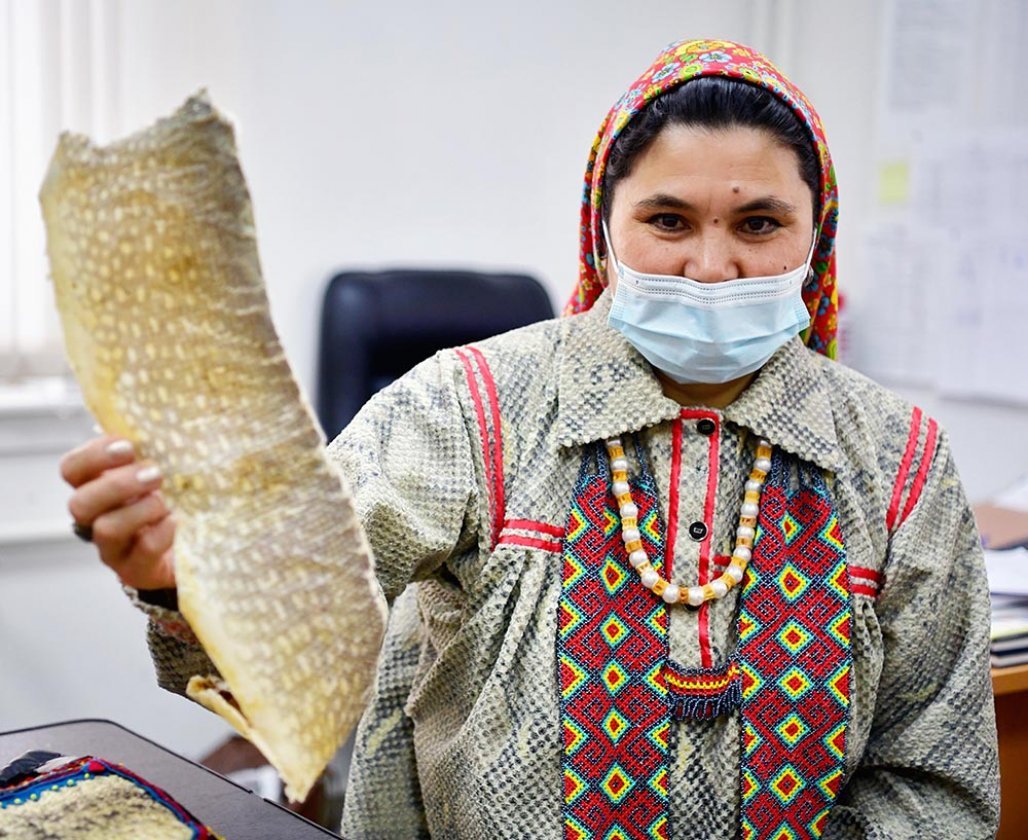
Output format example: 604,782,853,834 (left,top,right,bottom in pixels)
697,418,716,436
688,521,708,541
